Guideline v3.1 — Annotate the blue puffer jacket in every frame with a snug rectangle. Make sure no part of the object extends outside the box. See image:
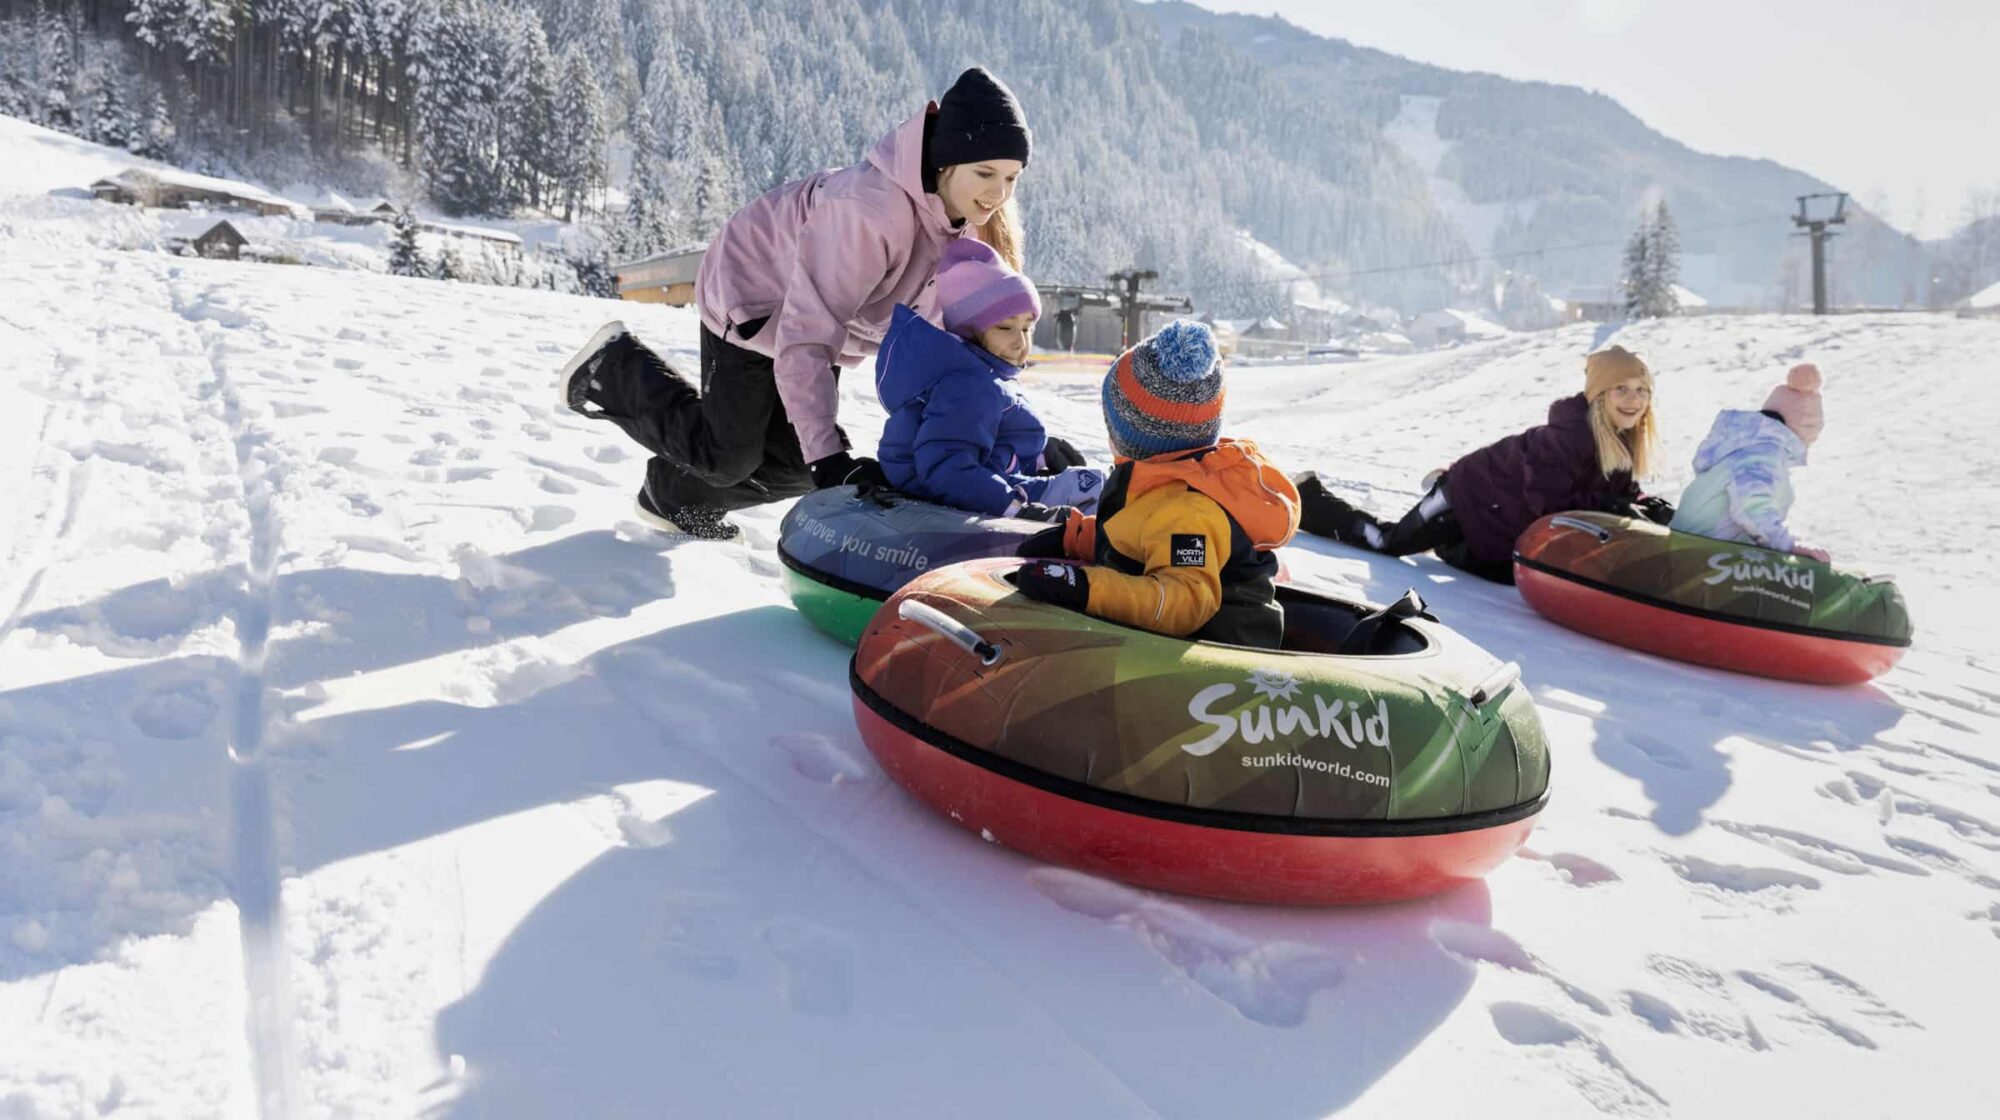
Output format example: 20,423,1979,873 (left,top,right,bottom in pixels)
1669,410,1806,551
875,304,1047,515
